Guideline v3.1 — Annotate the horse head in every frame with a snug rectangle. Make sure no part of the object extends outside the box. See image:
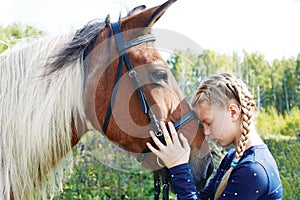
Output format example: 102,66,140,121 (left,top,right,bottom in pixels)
75,0,214,191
